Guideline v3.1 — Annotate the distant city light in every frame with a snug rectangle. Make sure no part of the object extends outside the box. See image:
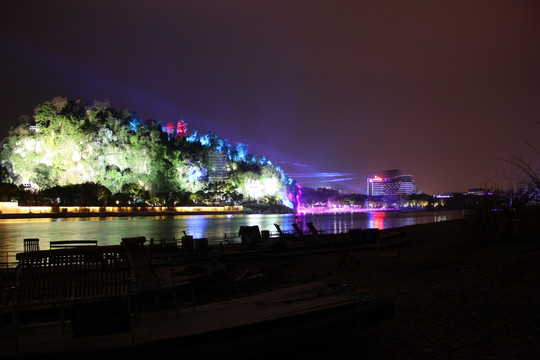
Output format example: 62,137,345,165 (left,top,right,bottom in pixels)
367,174,416,196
